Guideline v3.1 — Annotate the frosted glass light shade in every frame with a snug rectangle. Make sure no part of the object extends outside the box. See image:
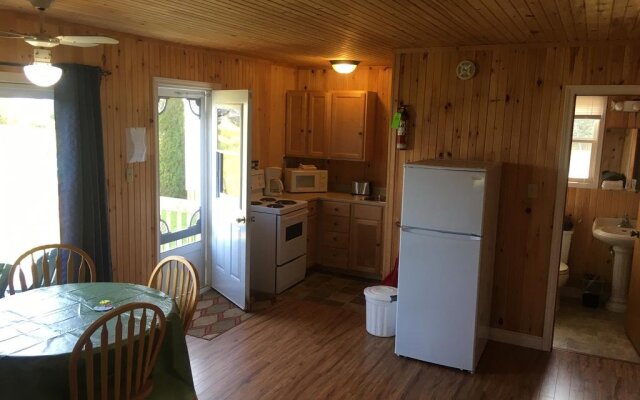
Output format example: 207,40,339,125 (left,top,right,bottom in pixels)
23,63,63,87
330,60,359,74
